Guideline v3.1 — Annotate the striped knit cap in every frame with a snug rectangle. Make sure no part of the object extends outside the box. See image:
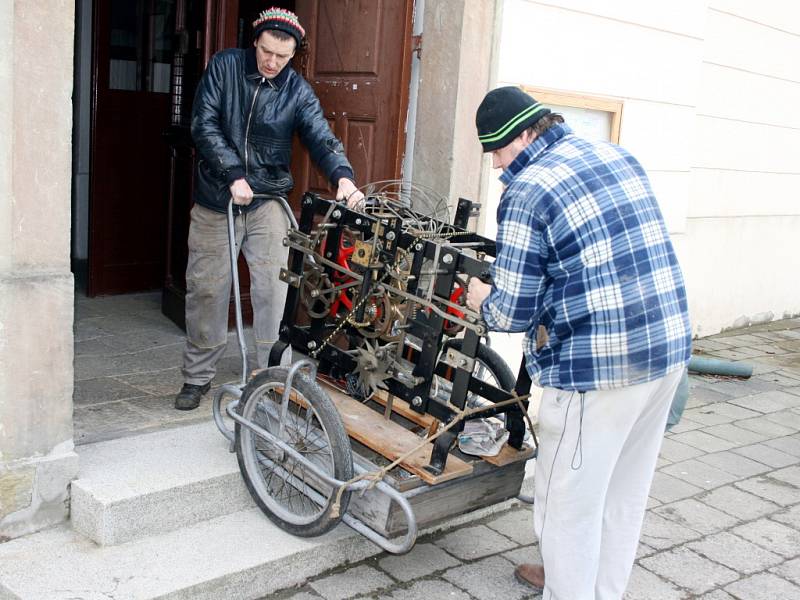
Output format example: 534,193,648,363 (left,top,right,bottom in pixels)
476,87,551,152
252,7,306,46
